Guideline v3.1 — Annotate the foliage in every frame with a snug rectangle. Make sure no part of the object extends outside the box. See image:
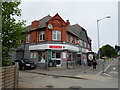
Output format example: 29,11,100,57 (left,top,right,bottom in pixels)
2,0,28,66
99,44,117,58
